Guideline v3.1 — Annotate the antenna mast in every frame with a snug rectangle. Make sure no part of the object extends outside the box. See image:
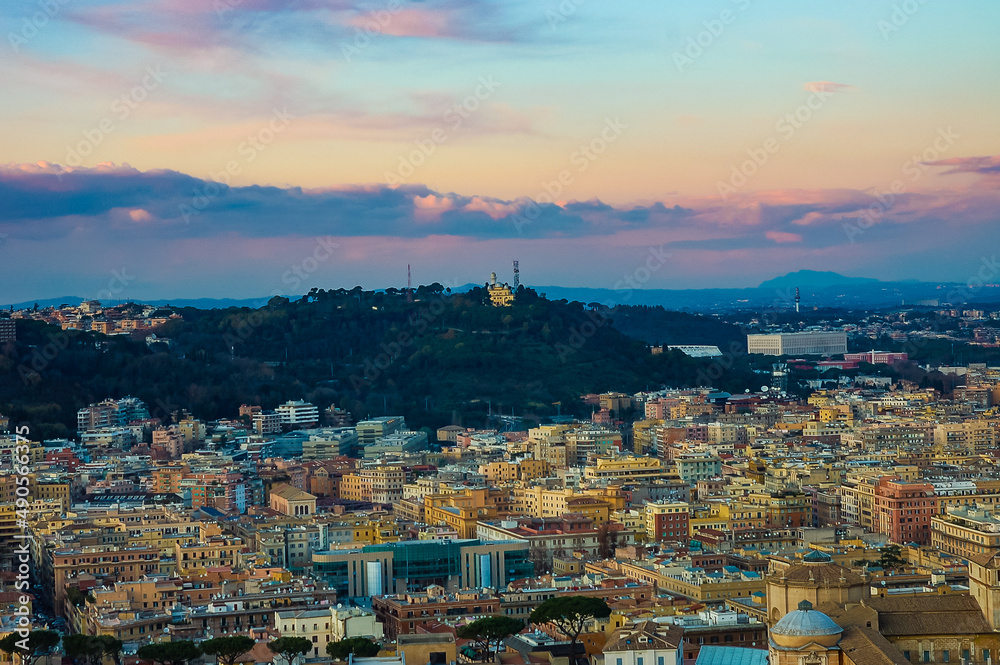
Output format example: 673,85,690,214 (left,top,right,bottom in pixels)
407,264,413,303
